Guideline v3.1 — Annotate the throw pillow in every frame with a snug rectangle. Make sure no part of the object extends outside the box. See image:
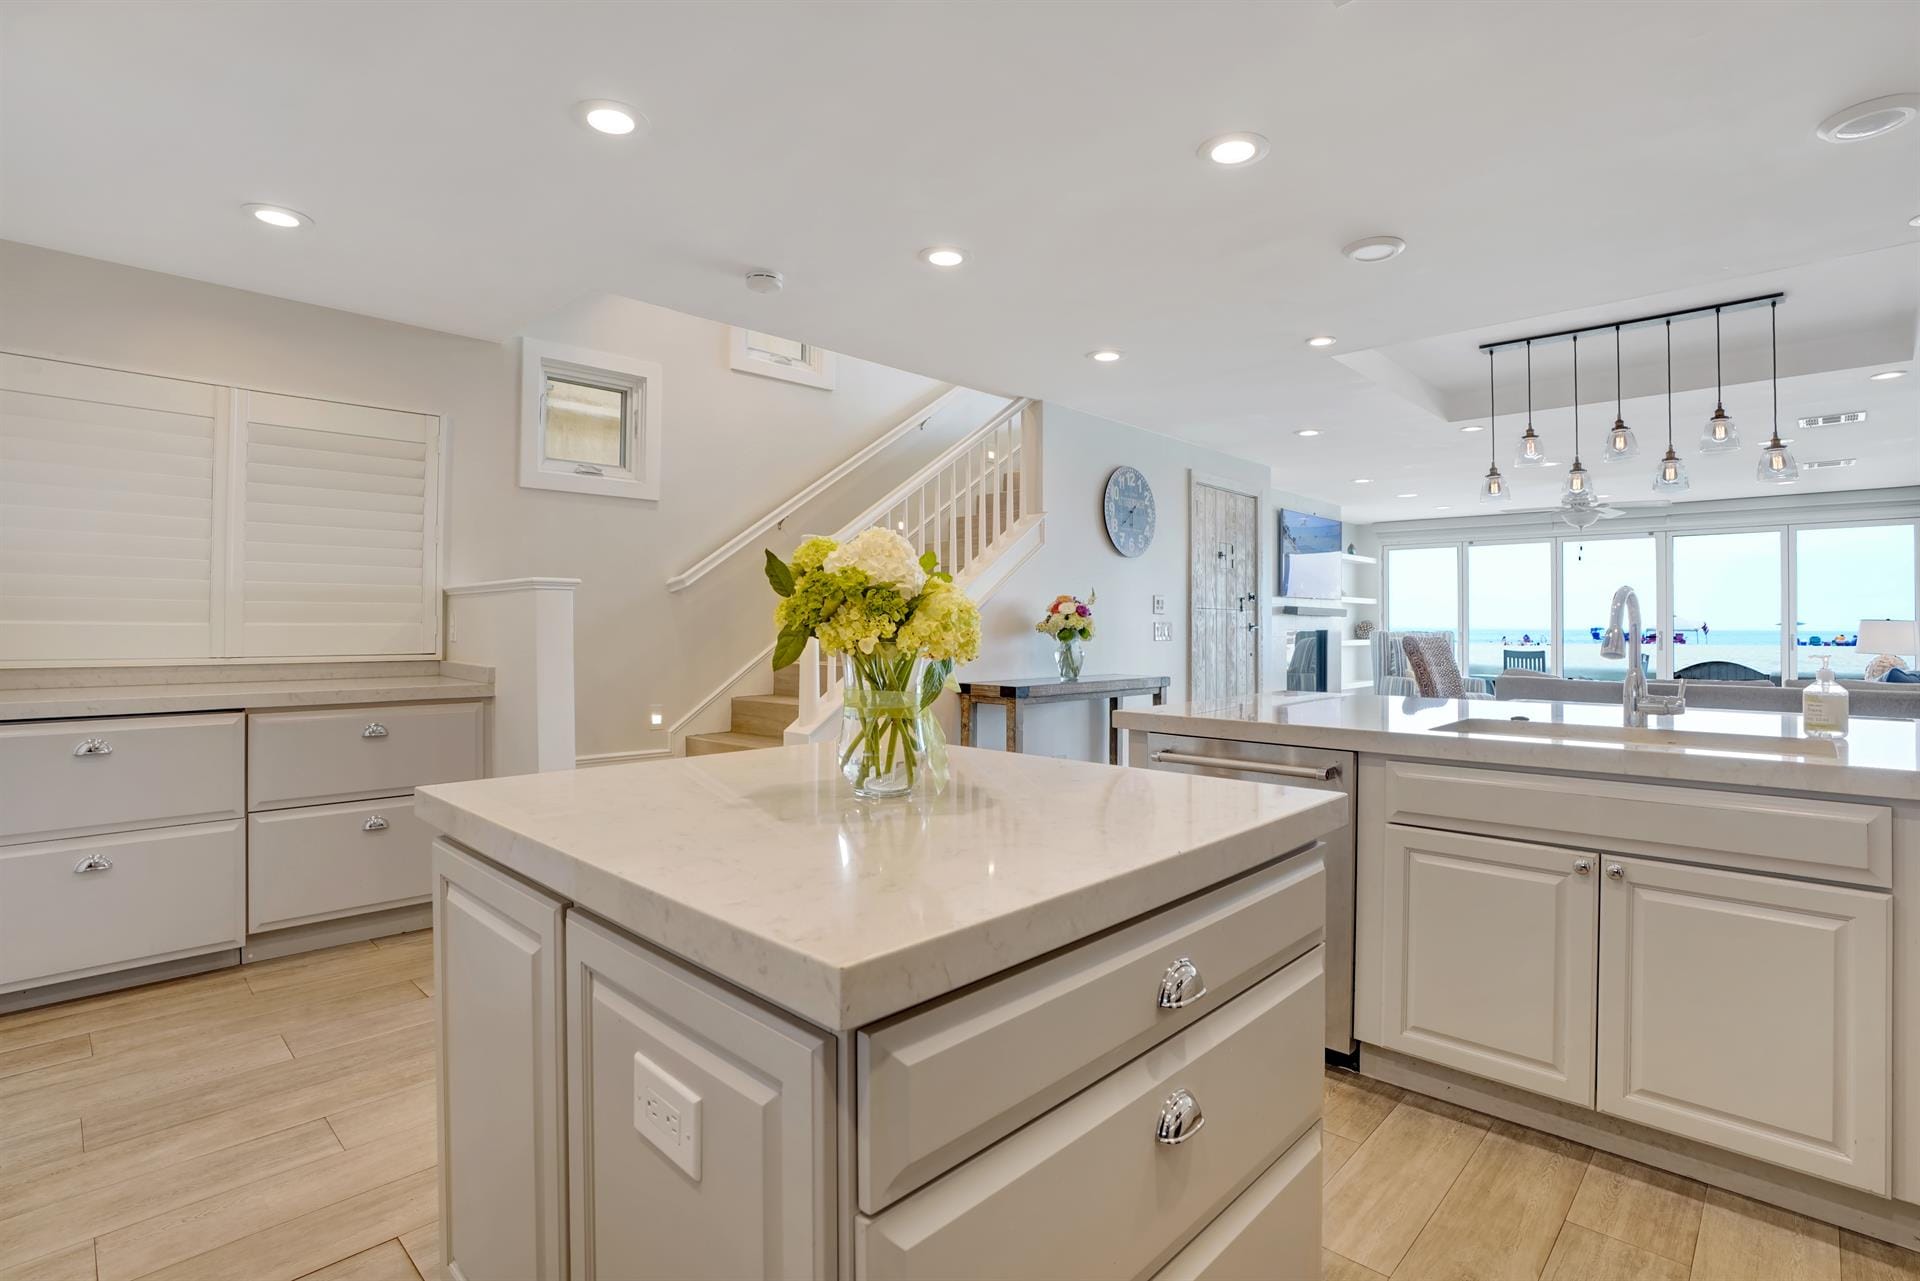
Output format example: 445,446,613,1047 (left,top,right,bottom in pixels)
1883,666,1920,684
1400,633,1465,698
